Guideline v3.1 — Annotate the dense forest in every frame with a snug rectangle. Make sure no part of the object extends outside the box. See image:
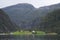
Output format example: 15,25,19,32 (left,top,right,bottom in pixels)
39,9,60,34
0,9,18,33
0,3,60,34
